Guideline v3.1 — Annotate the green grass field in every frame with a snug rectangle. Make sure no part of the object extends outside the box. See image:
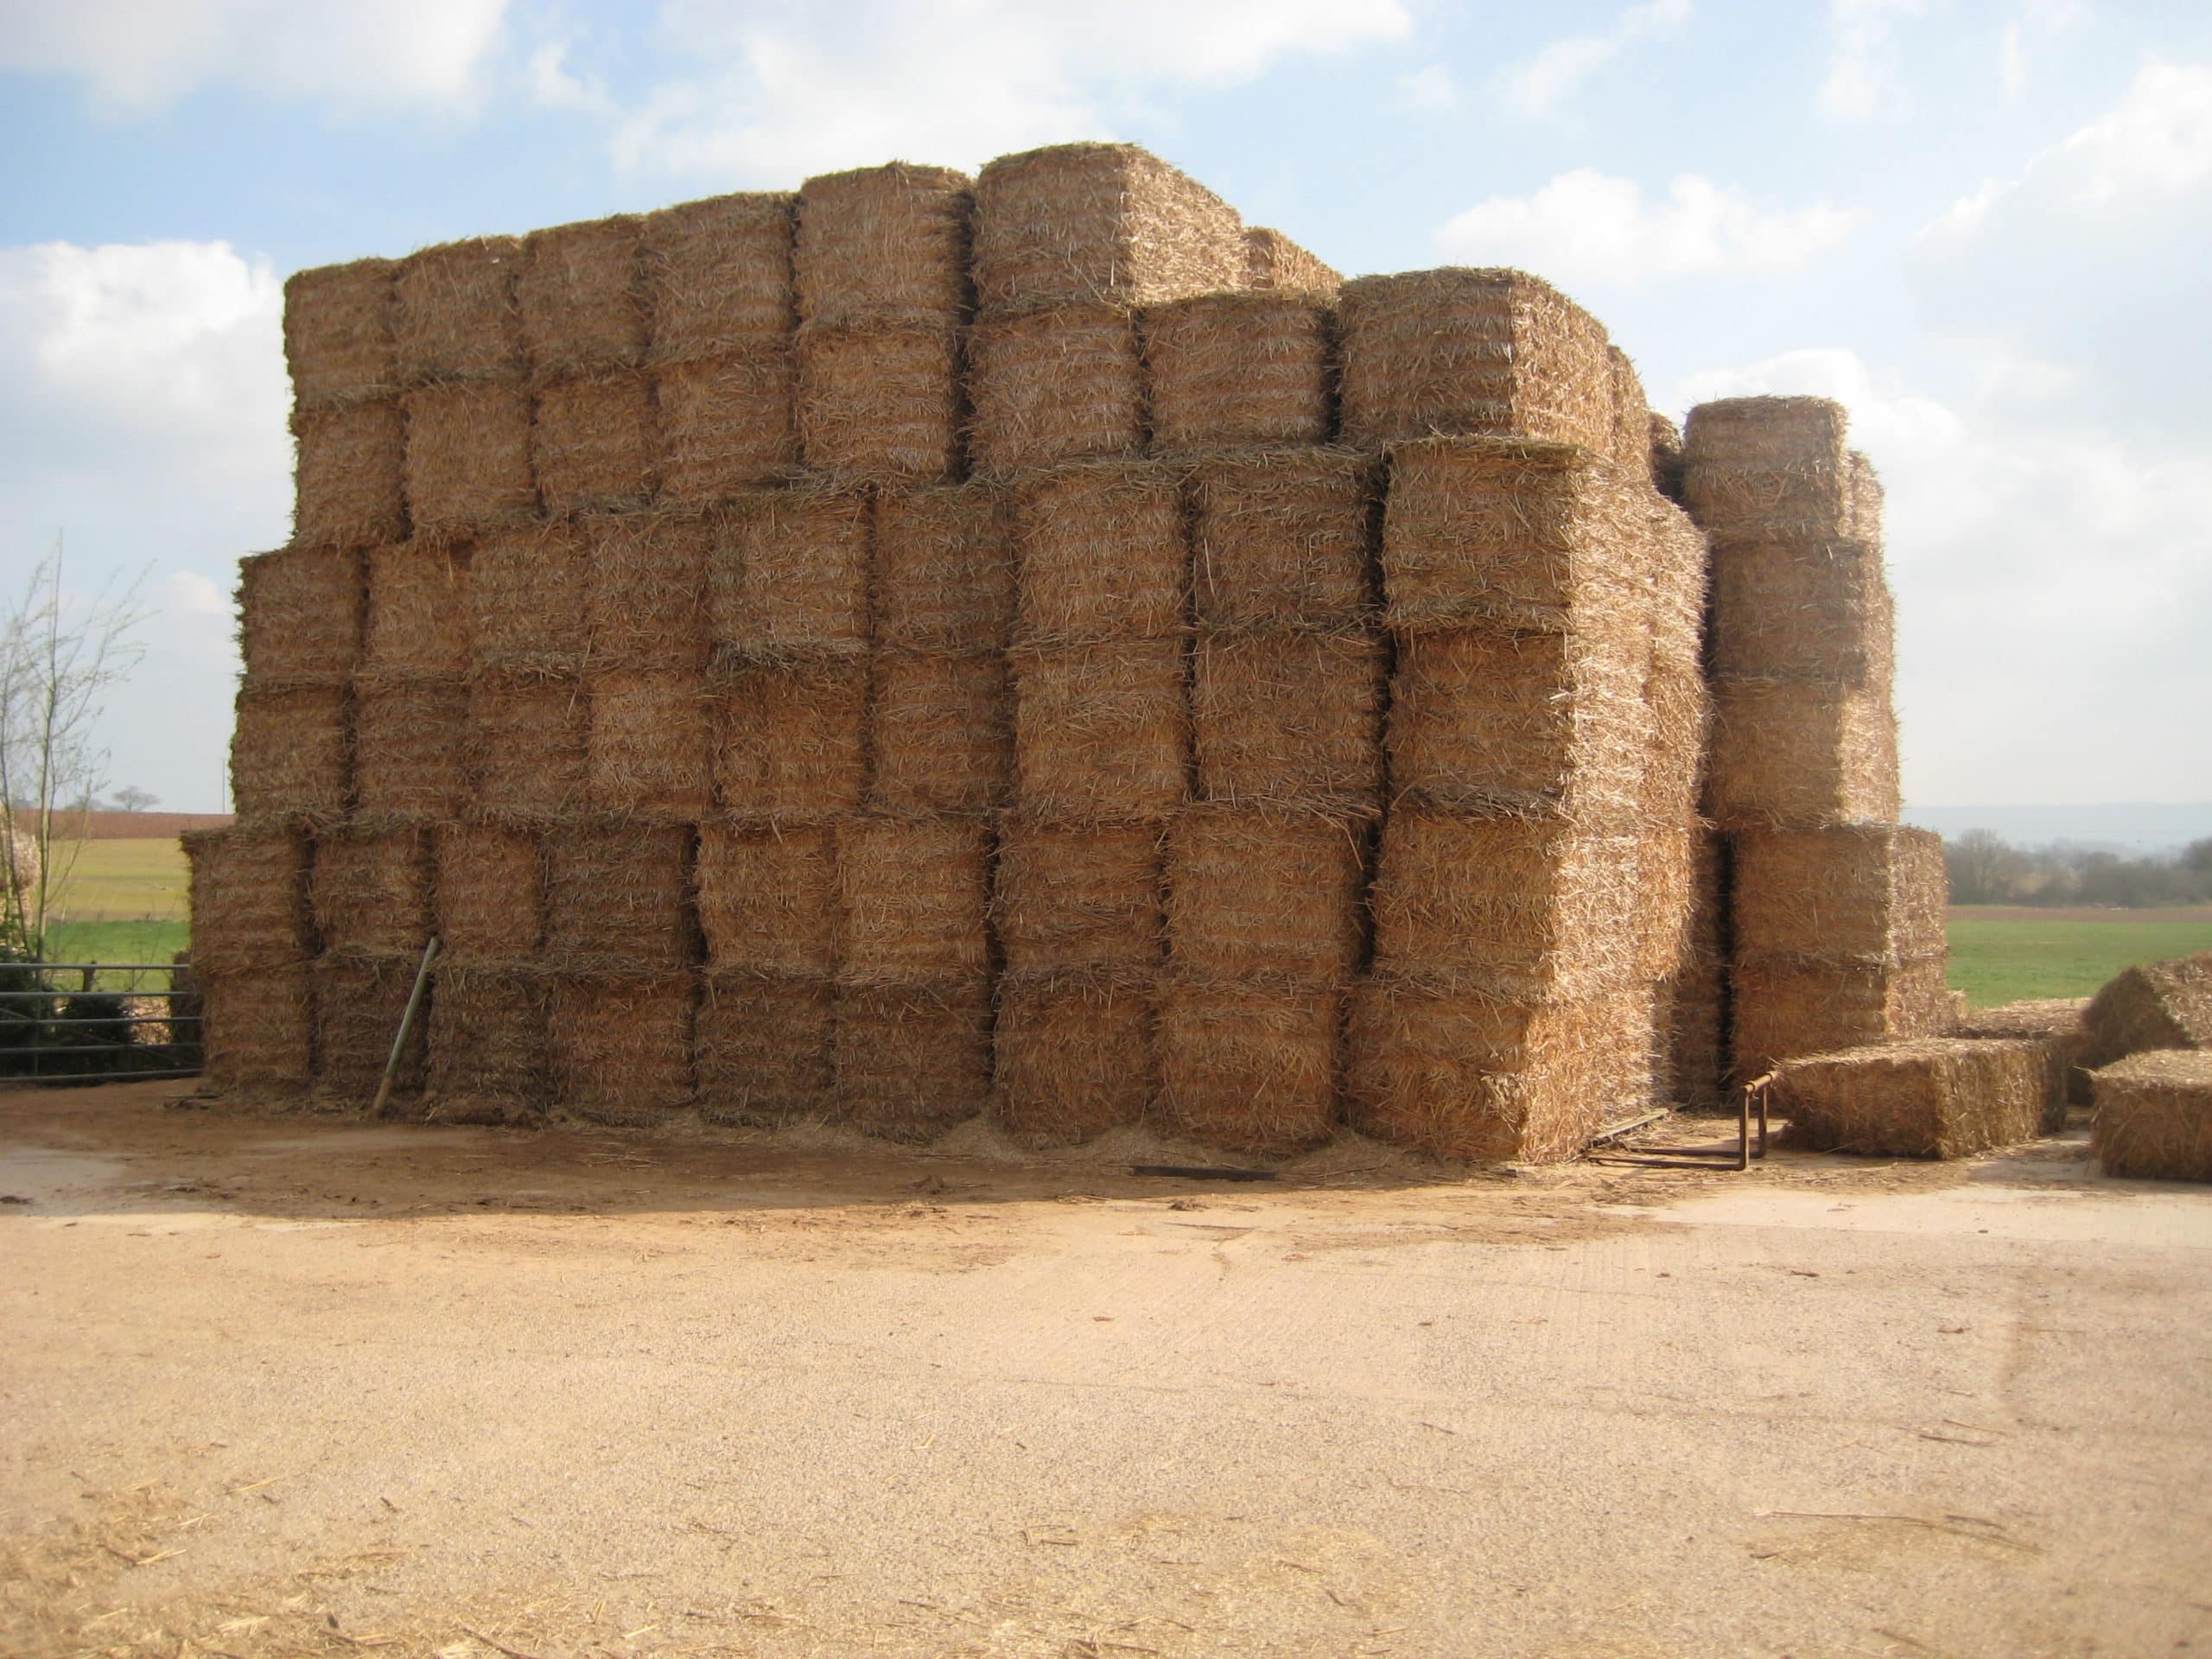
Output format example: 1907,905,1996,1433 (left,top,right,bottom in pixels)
44,837,190,925
1948,907,2212,1007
